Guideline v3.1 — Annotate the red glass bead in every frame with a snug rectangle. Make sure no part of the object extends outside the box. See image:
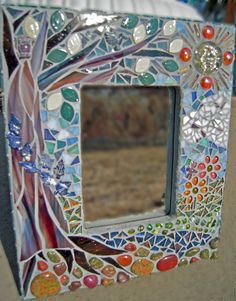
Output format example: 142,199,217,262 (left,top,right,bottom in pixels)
156,255,178,272
198,163,205,170
124,243,137,252
117,255,133,267
37,261,48,271
223,51,234,66
202,25,215,39
200,76,213,90
210,172,217,179
179,48,192,62
190,257,200,264
205,156,211,164
212,155,219,164
60,275,70,286
214,165,221,171
199,171,206,178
